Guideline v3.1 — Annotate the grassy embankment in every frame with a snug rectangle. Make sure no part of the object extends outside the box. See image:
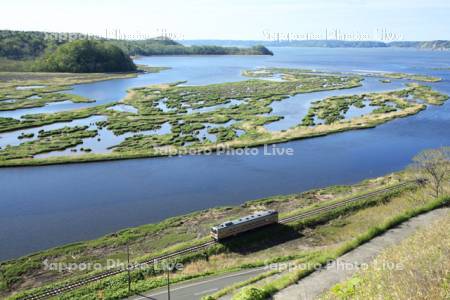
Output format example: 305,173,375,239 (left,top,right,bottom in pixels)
222,195,450,300
2,170,449,300
0,68,447,167
320,211,450,300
